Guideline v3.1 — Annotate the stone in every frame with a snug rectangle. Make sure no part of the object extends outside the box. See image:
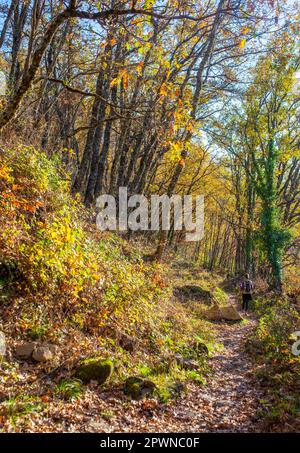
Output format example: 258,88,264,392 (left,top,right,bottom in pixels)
45,343,59,355
86,420,111,432
204,304,242,321
119,334,135,353
75,358,113,384
124,376,157,400
32,345,53,362
204,305,223,321
15,342,58,361
0,331,5,358
220,305,242,321
15,342,36,359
